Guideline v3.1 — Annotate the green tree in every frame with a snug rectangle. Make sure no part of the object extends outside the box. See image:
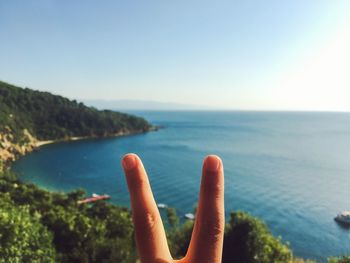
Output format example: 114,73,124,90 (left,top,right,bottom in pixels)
168,220,194,259
166,207,179,228
0,195,56,262
222,211,292,263
0,172,137,263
